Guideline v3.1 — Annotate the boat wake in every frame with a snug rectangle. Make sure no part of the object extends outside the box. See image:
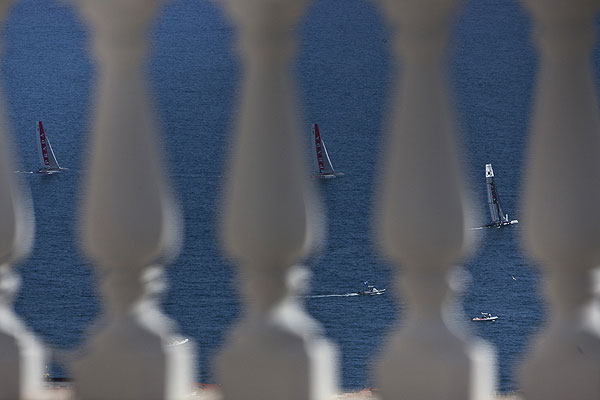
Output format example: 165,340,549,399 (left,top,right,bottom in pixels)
305,293,359,298
13,170,34,174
